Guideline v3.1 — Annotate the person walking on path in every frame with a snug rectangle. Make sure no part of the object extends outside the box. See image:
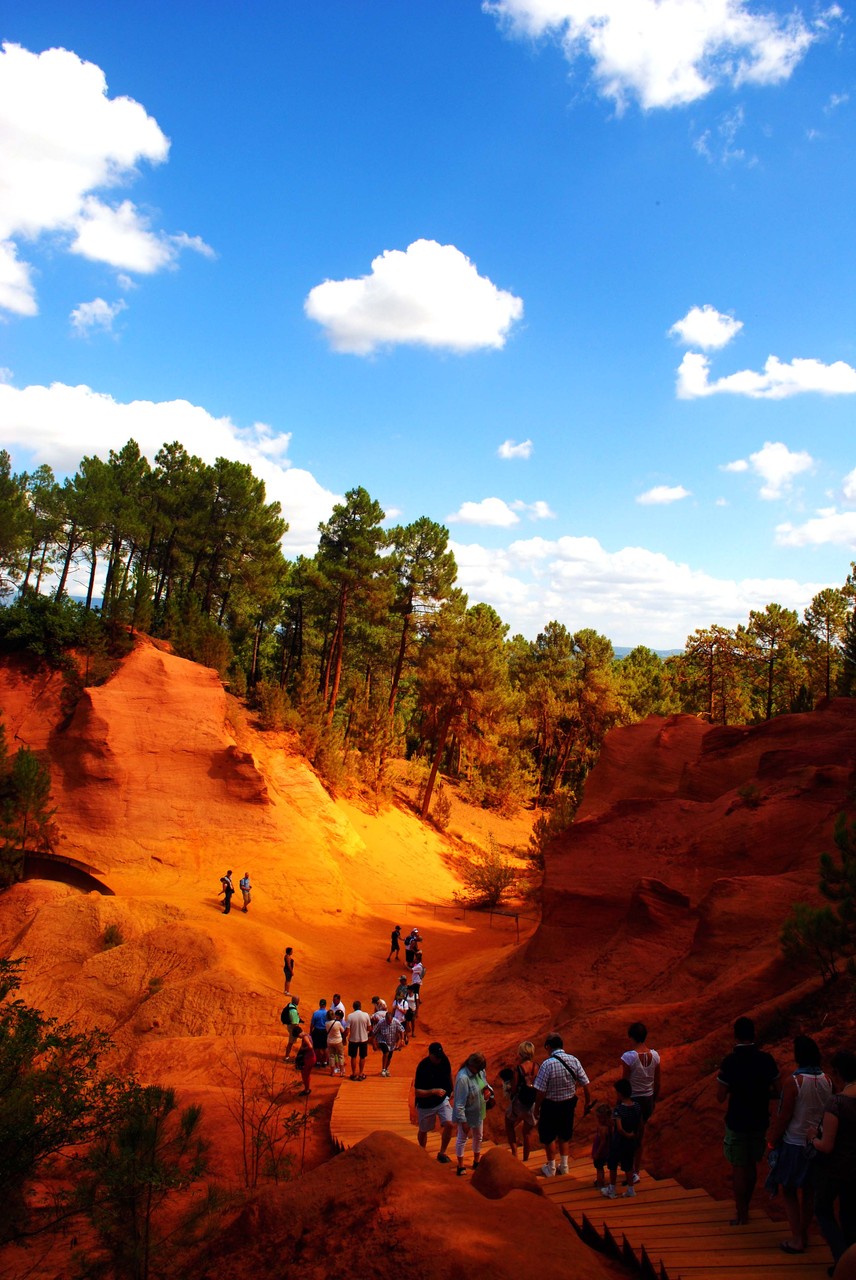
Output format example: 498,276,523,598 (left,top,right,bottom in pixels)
239,871,252,912
765,1034,833,1254
219,870,234,914
621,1021,661,1181
283,946,295,994
808,1048,856,1270
326,1009,345,1076
310,999,329,1068
283,995,302,1061
345,1000,372,1081
374,1009,406,1076
716,1015,779,1227
295,1026,316,1096
602,1078,642,1199
415,1042,454,1164
387,924,402,963
533,1033,592,1178
502,1040,539,1162
452,1051,492,1178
